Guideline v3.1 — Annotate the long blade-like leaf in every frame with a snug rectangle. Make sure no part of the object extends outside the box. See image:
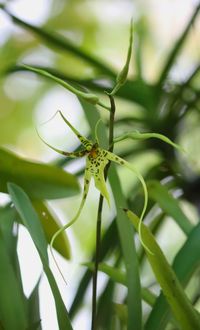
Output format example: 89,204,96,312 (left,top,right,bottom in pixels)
0,204,25,296
96,278,115,329
0,204,16,261
8,183,73,330
0,235,28,330
28,278,42,330
125,209,200,330
0,147,79,200
32,200,71,259
148,180,193,235
146,221,200,330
